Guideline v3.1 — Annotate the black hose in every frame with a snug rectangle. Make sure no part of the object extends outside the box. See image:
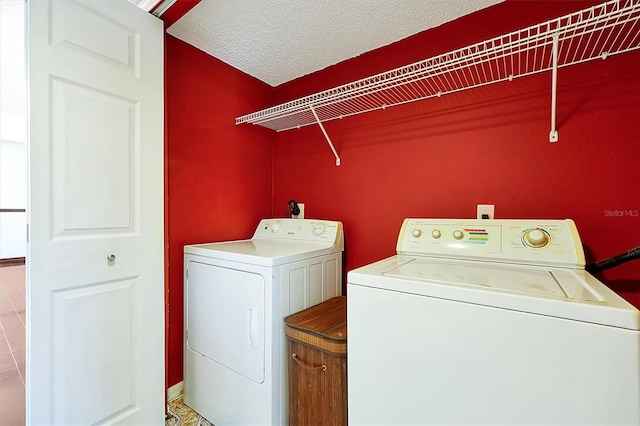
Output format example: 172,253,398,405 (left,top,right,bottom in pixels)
586,246,640,273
